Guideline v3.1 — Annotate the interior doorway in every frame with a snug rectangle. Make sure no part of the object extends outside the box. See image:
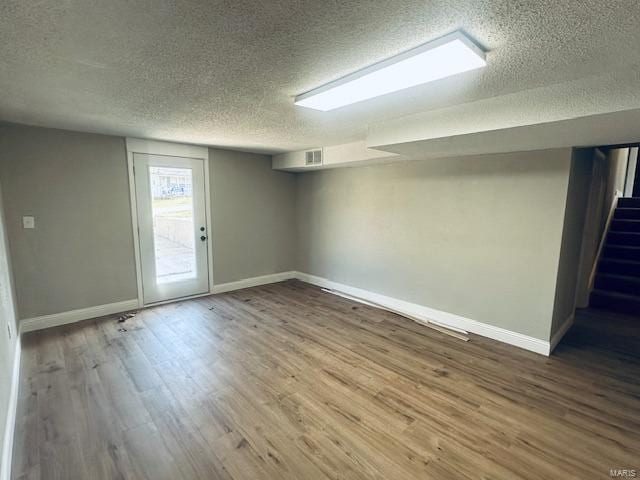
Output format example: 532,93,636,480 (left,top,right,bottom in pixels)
576,145,640,315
